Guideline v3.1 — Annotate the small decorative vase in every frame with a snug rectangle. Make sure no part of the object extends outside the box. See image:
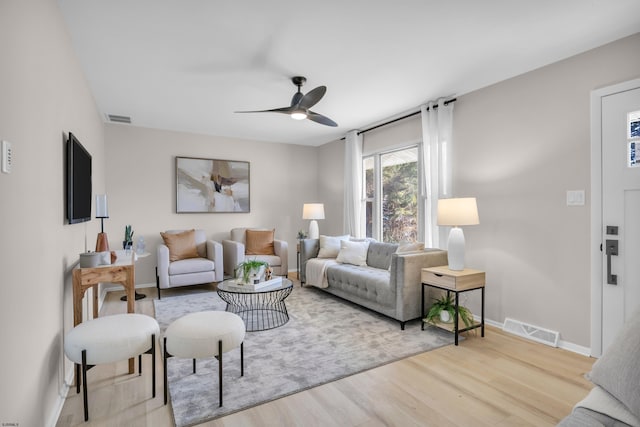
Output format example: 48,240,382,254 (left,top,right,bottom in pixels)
439,310,451,323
